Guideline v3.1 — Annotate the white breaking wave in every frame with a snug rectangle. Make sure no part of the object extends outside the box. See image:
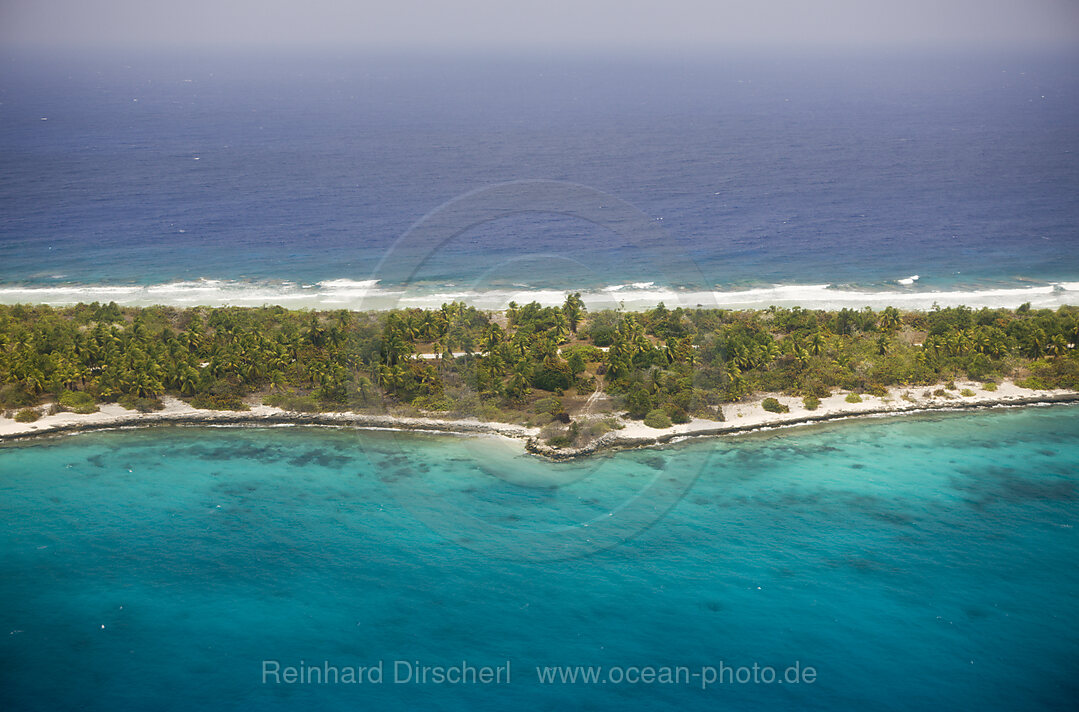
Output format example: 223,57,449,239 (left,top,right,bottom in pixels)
897,275,919,285
0,278,1077,311
602,281,656,292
